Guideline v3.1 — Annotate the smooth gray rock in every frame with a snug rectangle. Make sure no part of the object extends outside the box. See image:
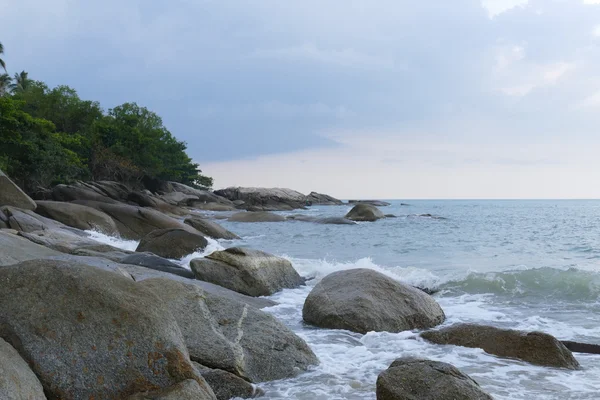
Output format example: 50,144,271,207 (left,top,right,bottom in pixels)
0,169,36,210
191,247,304,297
376,358,493,400
286,215,317,222
51,183,118,204
190,202,238,212
120,253,195,278
215,187,307,211
139,278,318,383
193,363,260,400
128,379,216,400
161,192,200,206
229,212,286,223
137,228,208,259
345,204,385,222
0,230,62,266
127,191,188,216
1,206,66,233
185,217,240,240
35,200,119,235
421,324,580,369
0,338,46,400
73,200,196,239
306,192,343,205
120,264,277,309
348,200,391,207
316,217,356,225
303,268,445,334
18,228,125,256
0,260,205,399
